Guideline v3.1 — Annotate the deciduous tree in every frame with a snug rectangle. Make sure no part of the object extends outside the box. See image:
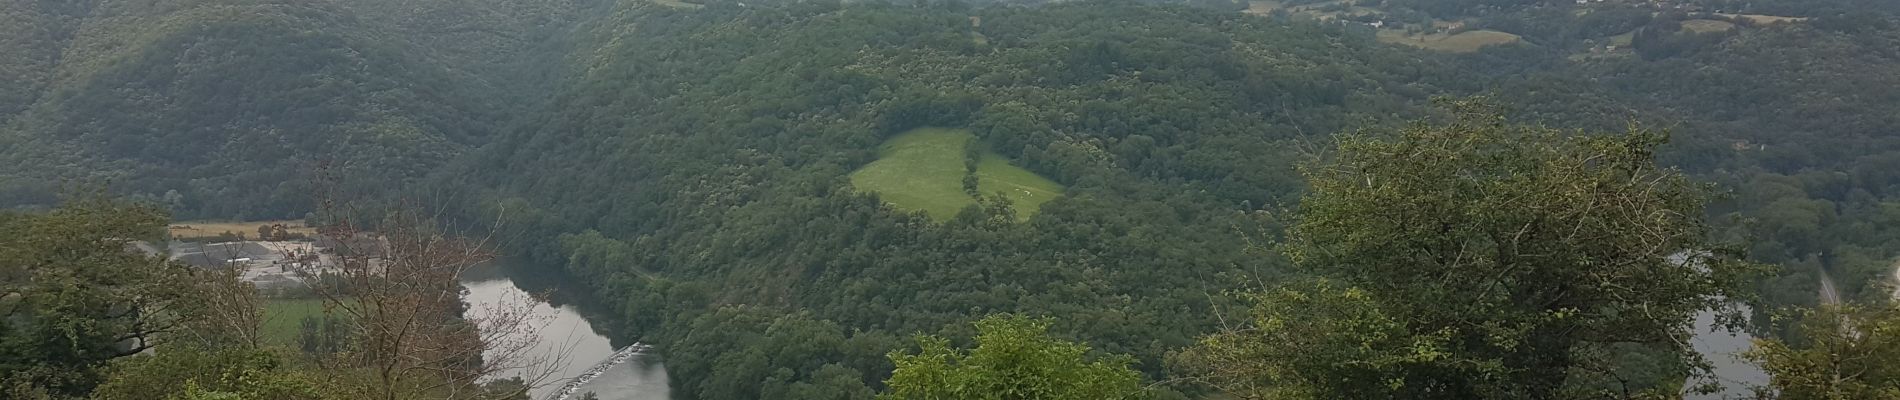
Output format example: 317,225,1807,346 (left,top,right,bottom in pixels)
0,199,204,398
1745,304,1900,400
883,314,1145,400
1184,101,1761,399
